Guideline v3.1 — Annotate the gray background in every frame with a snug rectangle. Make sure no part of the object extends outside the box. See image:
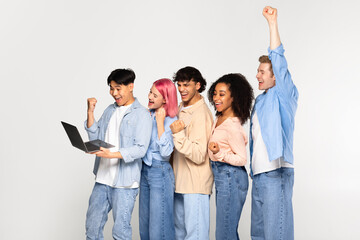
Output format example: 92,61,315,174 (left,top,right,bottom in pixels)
1,0,359,239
